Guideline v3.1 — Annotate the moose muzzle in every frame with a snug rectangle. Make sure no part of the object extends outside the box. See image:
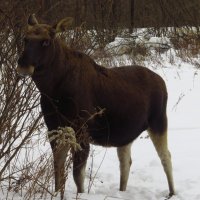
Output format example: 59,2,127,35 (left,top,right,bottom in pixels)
16,65,35,77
